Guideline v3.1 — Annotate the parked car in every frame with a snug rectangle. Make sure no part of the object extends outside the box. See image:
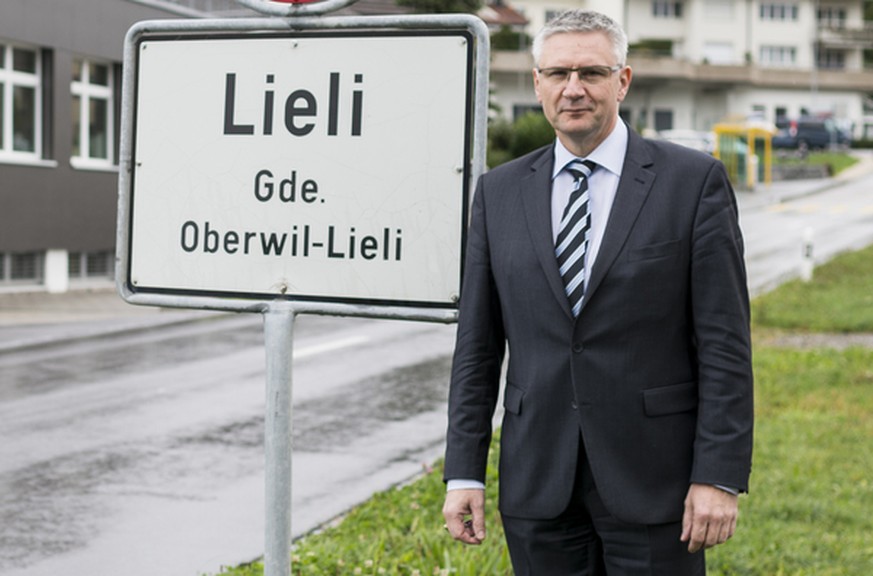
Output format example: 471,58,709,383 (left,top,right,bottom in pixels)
772,117,850,151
